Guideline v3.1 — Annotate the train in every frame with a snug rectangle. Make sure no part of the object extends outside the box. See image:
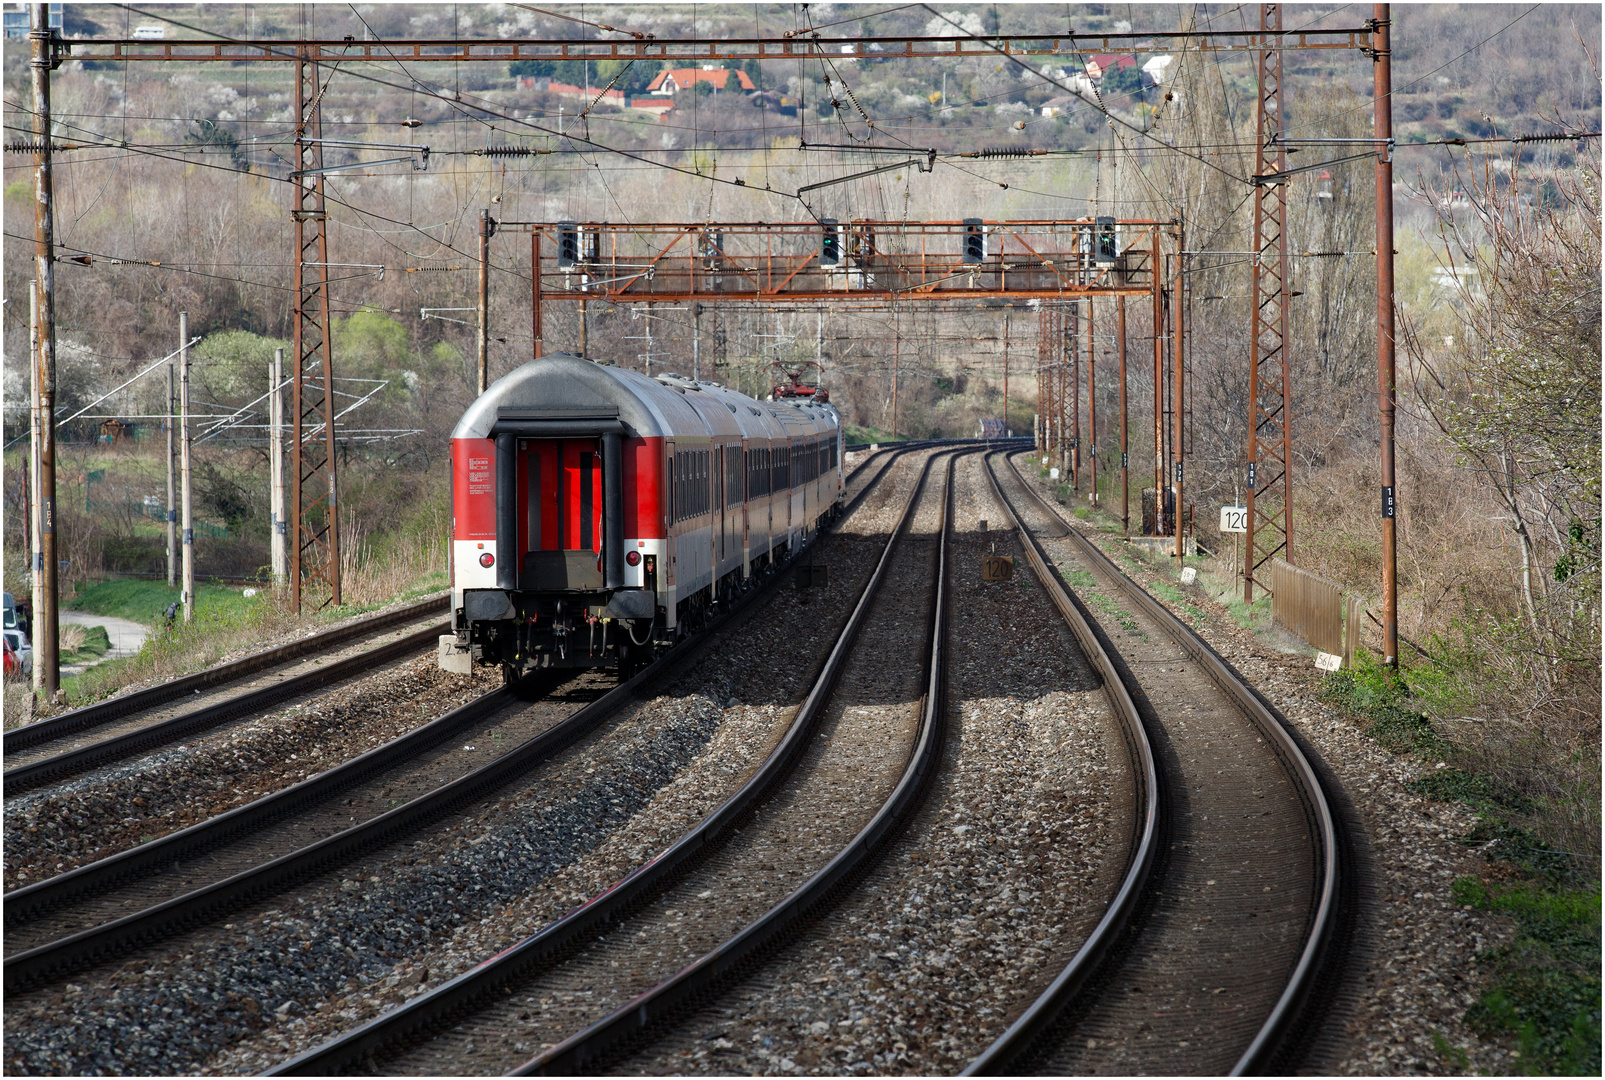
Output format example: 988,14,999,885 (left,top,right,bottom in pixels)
440,353,845,679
